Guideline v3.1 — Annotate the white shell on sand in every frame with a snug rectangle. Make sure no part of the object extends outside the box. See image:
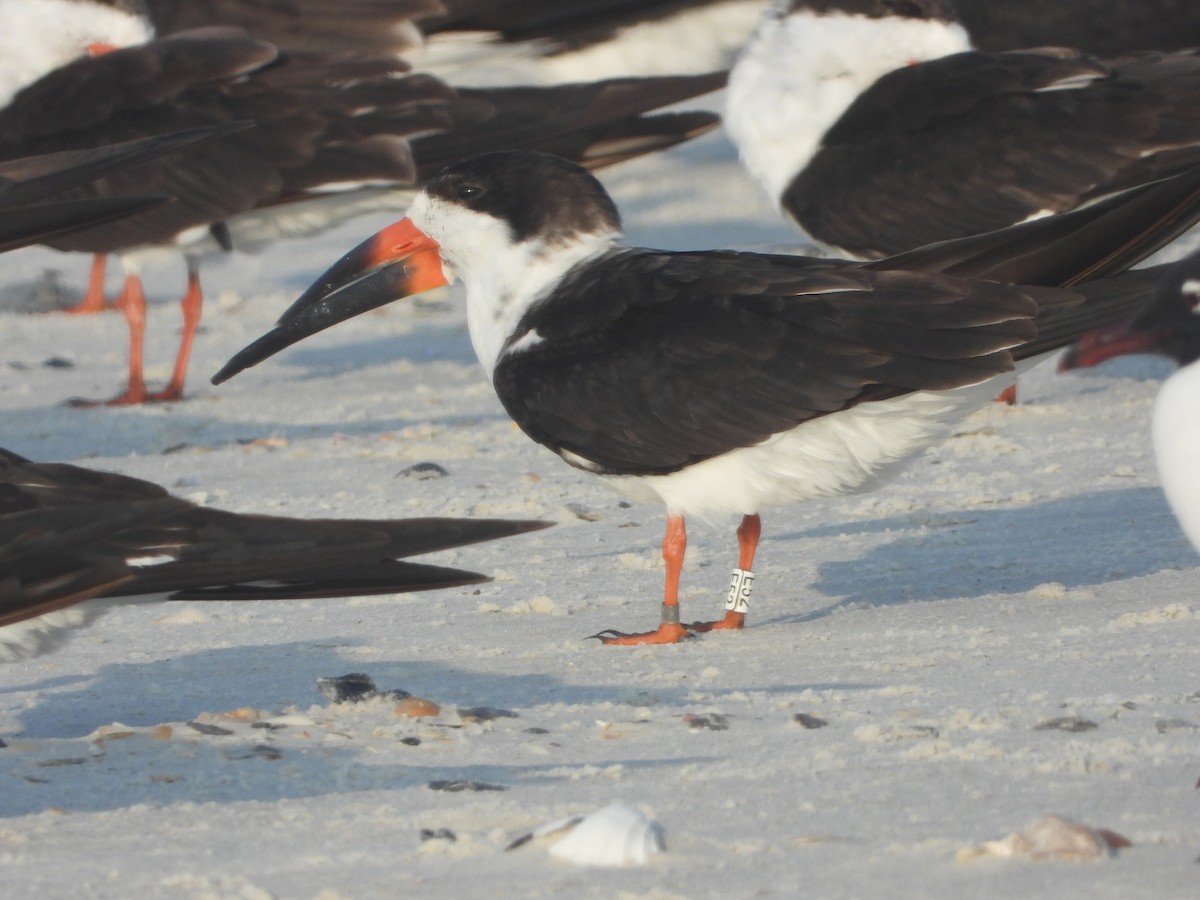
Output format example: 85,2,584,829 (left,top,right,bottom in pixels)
957,815,1131,862
509,803,666,867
